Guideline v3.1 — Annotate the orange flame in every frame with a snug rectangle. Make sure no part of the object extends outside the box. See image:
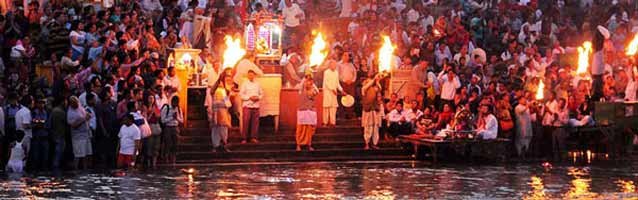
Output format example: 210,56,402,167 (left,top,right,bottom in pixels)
378,36,396,73
576,41,592,75
309,33,328,67
535,79,545,100
626,33,638,56
222,36,246,69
